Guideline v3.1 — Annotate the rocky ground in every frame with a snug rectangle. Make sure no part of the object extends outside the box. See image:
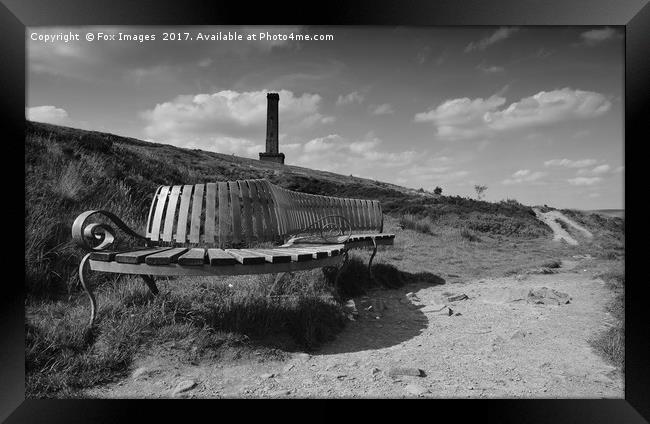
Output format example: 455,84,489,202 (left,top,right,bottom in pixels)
85,256,623,399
